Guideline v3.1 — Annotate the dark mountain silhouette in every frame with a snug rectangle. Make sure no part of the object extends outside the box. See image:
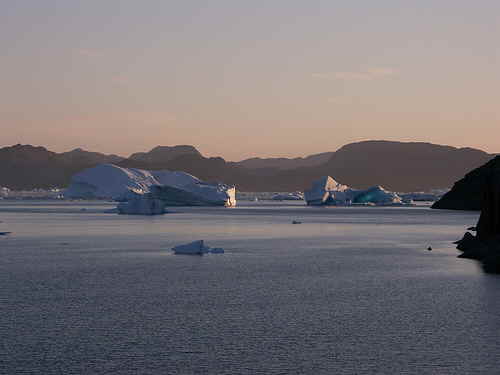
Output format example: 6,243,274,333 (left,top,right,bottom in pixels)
0,141,495,192
432,155,500,210
0,145,124,189
314,141,492,192
236,152,334,170
57,148,123,165
129,145,201,163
